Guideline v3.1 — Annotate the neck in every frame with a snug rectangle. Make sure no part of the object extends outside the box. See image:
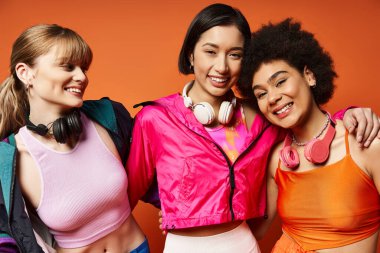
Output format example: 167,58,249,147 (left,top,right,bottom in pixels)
291,108,328,145
28,101,71,126
187,82,230,114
